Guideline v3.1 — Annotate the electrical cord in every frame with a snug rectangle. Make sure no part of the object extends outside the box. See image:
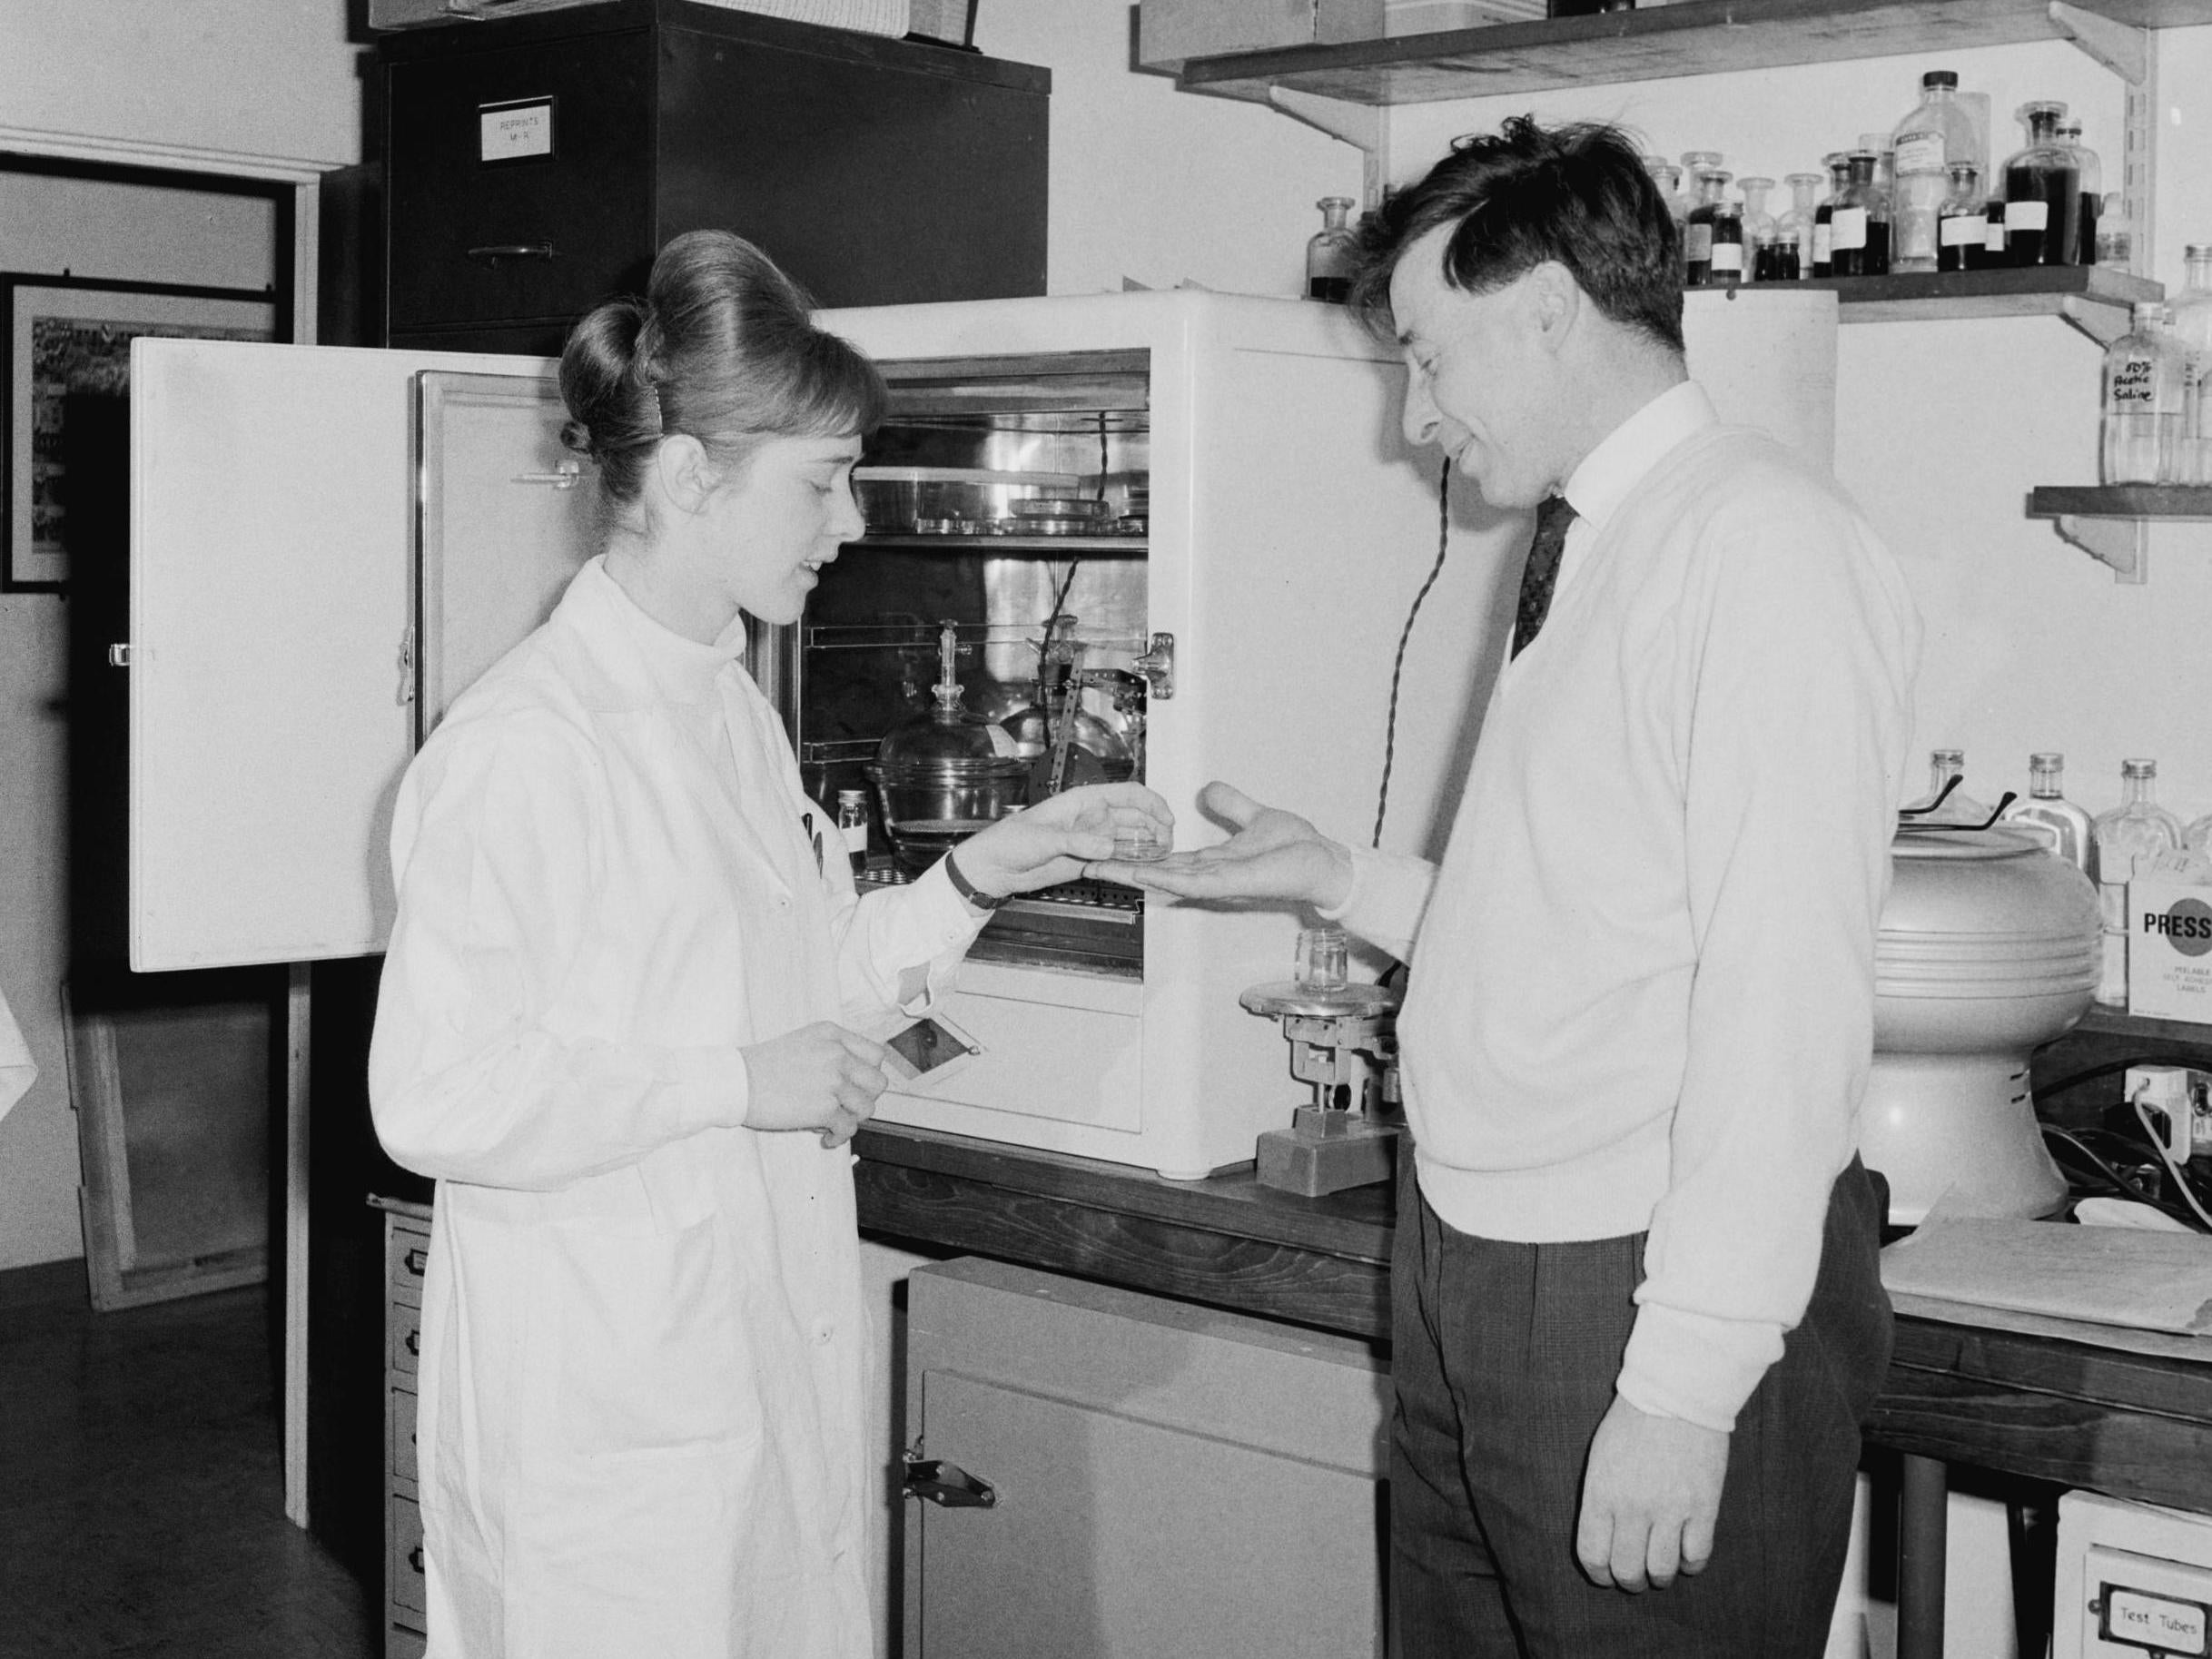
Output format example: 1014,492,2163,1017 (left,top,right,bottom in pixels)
2042,1123,2212,1231
2134,1091,2212,1231
1372,459,1454,849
